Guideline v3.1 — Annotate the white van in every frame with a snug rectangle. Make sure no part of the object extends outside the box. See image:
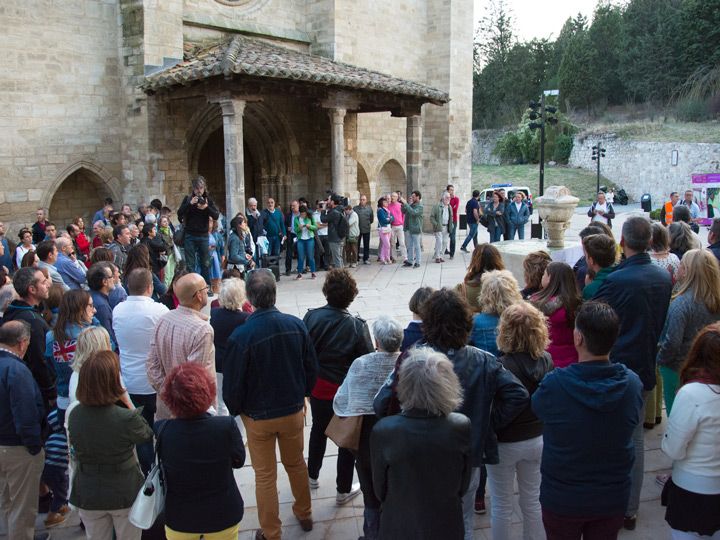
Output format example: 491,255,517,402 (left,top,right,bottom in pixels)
478,183,534,214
